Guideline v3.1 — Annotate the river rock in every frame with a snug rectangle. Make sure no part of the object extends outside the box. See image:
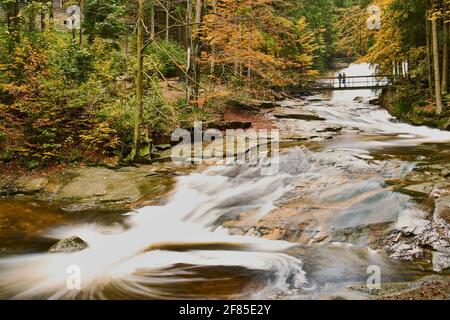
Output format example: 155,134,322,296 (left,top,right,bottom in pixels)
213,121,252,130
306,97,323,102
369,98,380,105
49,236,88,253
353,96,364,103
441,169,450,178
53,166,175,209
0,176,48,196
402,182,435,196
273,113,325,121
258,101,277,109
316,127,343,133
432,252,450,272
